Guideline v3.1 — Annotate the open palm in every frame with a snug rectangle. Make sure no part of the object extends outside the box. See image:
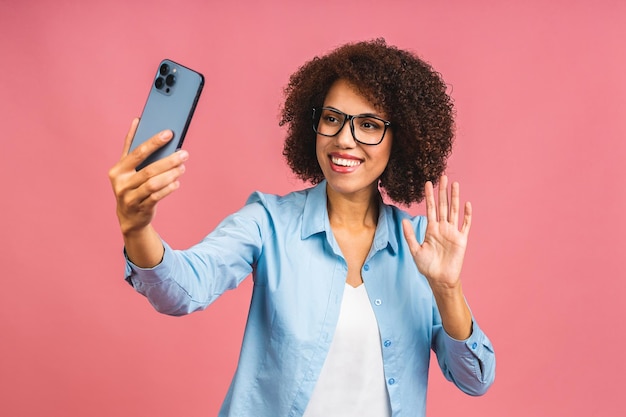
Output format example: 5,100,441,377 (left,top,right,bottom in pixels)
402,175,472,290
